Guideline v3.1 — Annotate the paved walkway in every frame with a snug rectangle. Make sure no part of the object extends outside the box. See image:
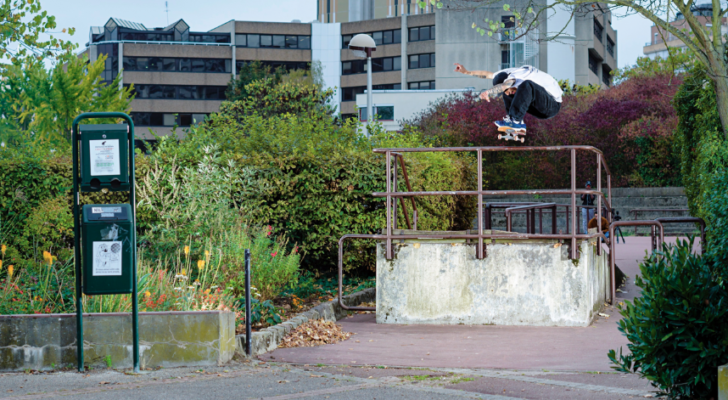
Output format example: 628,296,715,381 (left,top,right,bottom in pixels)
261,237,700,373
1,237,700,399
